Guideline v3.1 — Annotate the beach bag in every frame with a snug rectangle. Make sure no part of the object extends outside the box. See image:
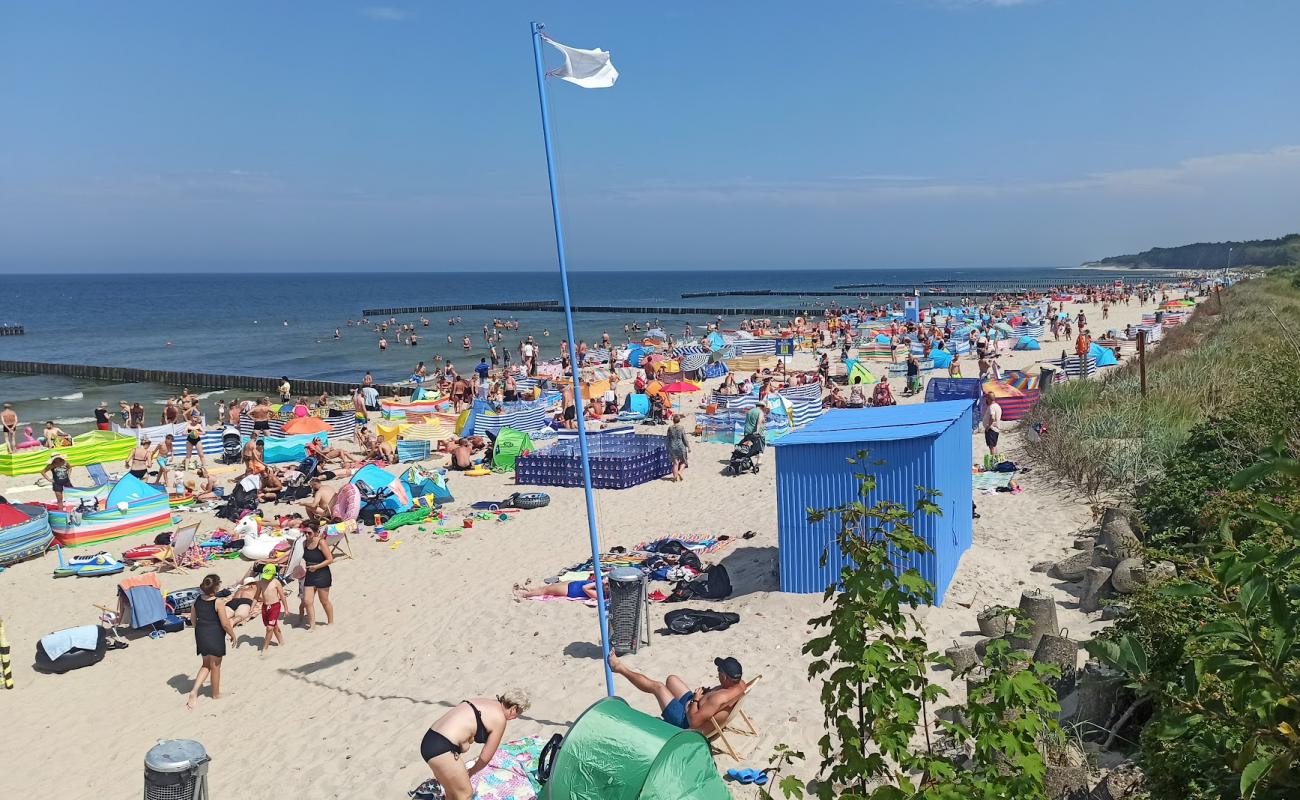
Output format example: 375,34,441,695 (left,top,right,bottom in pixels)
664,609,741,635
697,564,733,599
158,614,186,633
668,564,733,602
